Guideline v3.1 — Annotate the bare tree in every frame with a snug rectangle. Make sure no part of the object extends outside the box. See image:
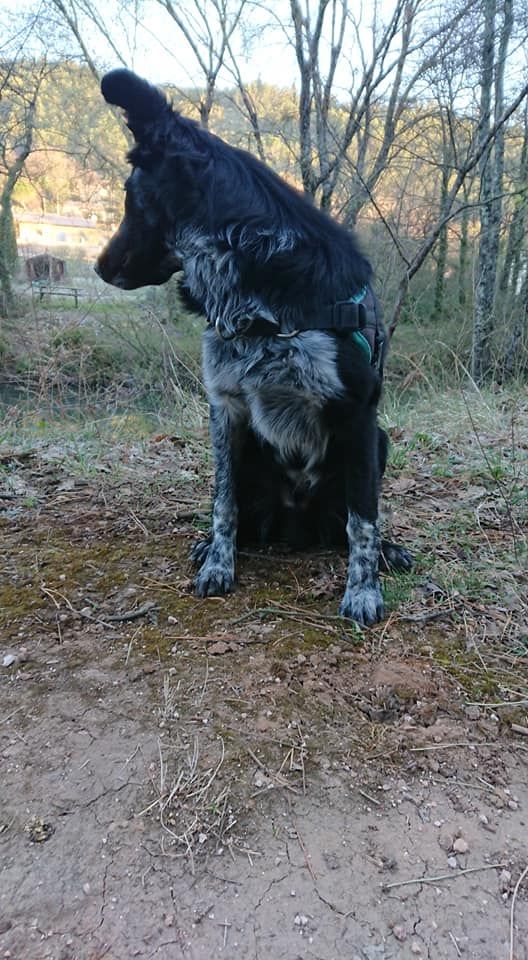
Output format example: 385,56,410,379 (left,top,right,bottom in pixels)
501,101,528,376
278,0,483,216
472,0,514,382
47,0,251,128
499,102,528,298
0,13,51,314
46,0,135,82
154,0,248,128
386,80,528,336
